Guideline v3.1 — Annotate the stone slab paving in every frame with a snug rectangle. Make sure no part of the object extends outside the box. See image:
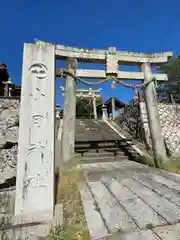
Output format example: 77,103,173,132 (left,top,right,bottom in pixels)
79,182,108,239
78,160,180,239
